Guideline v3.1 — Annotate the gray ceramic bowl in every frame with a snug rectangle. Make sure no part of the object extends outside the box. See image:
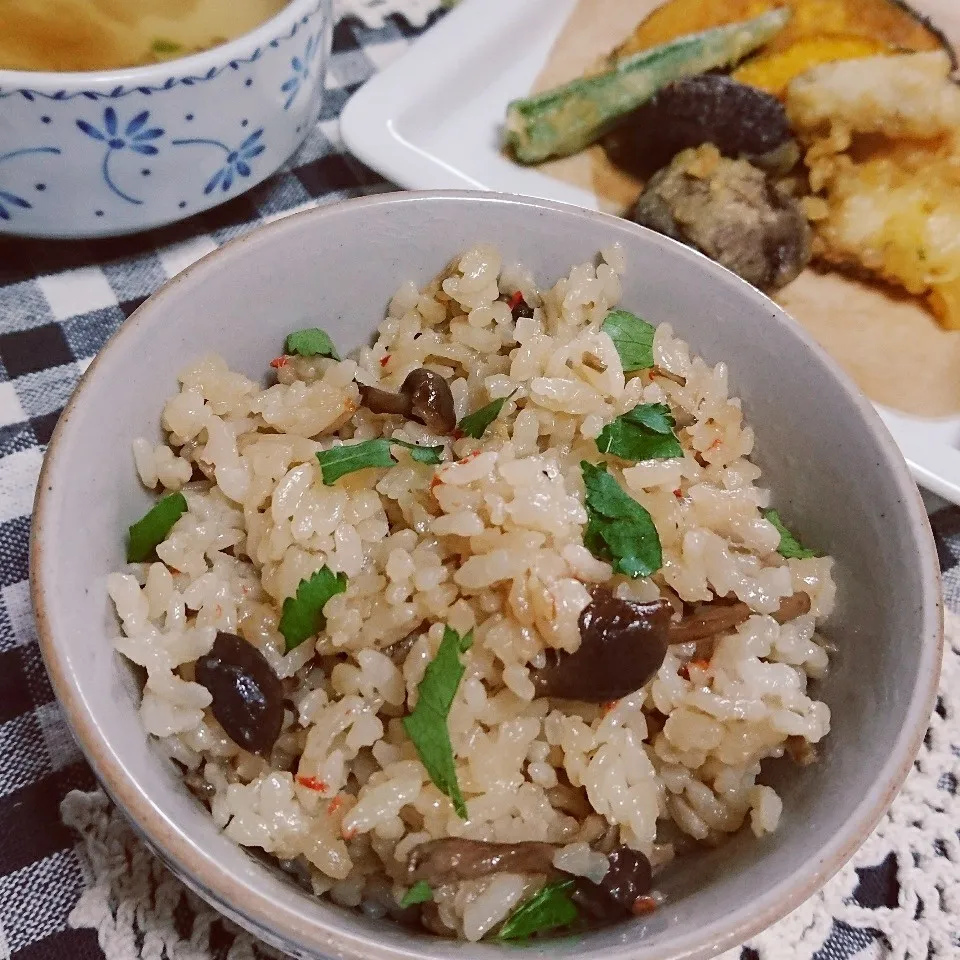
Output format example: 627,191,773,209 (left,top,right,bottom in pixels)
31,192,942,960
